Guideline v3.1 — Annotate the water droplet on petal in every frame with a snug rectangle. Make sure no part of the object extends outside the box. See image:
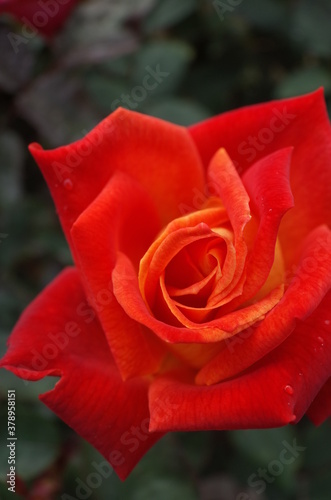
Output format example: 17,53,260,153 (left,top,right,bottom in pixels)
268,208,273,213
63,179,73,190
324,319,330,326
299,372,303,377
317,336,324,347
284,385,294,395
